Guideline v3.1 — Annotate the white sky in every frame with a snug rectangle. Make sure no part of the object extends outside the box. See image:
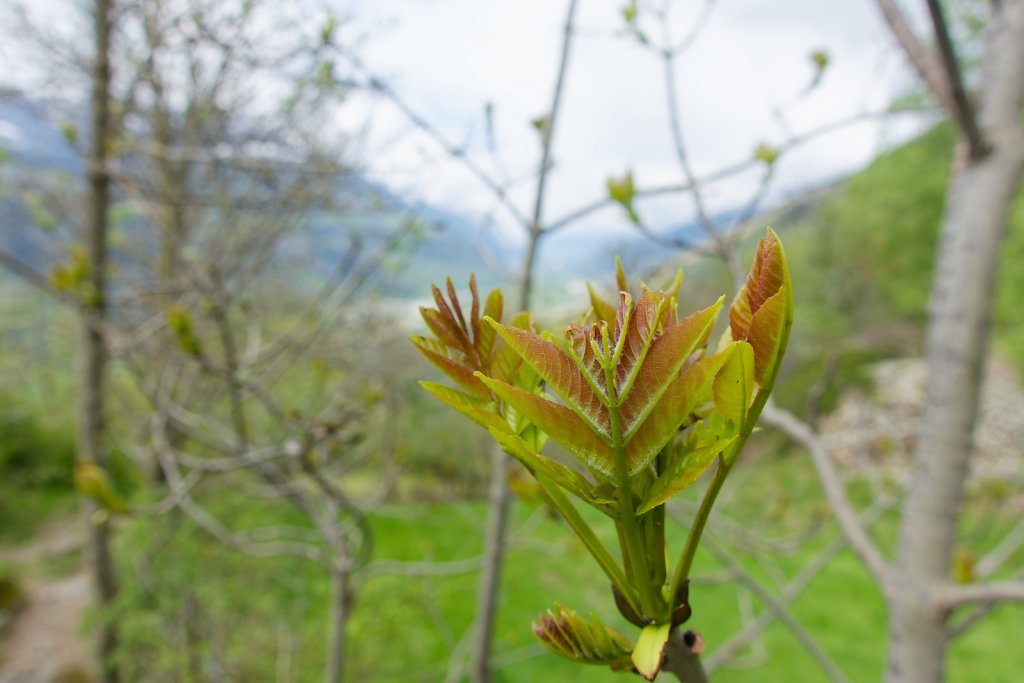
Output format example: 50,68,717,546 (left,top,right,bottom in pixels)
340,0,932,245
